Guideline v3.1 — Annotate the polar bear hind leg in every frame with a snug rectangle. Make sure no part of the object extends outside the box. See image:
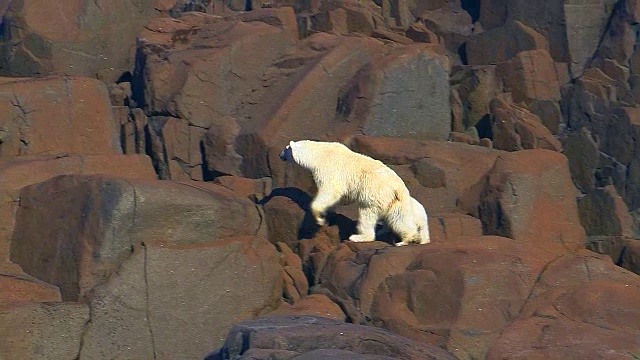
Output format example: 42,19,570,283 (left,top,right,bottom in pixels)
310,188,342,226
349,207,379,242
